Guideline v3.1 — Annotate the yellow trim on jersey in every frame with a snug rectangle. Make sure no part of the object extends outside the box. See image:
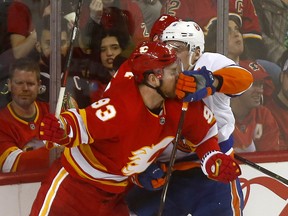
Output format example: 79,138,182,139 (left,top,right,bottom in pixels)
0,146,18,167
11,153,21,172
34,102,40,121
7,102,39,124
39,167,68,216
78,144,107,171
64,149,128,187
79,108,95,144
